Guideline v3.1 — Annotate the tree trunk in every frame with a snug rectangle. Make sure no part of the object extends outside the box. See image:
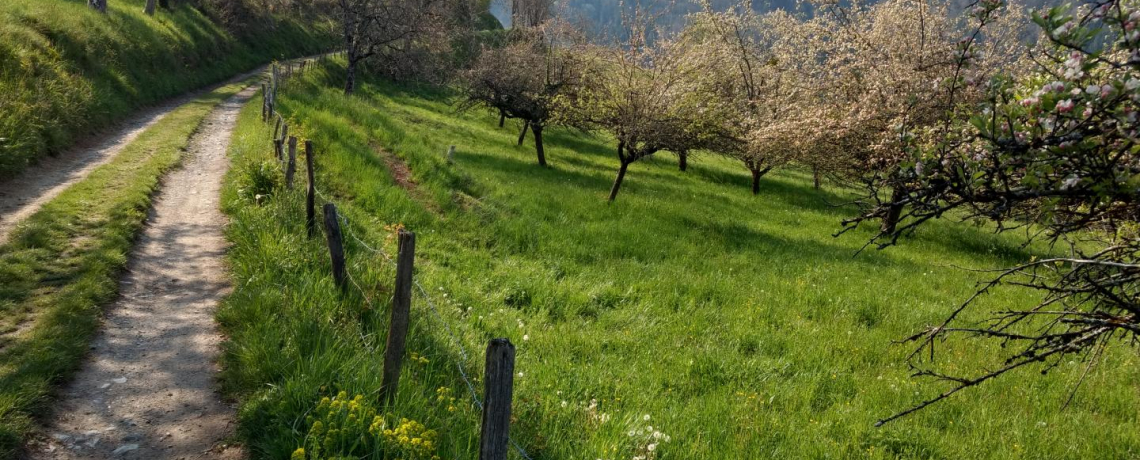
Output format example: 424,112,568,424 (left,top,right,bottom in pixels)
608,161,630,202
89,0,107,13
880,188,906,234
344,58,357,95
158,0,169,9
749,165,772,195
532,124,546,167
678,150,688,171
144,0,155,15
813,166,821,189
517,120,529,146
499,111,506,127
